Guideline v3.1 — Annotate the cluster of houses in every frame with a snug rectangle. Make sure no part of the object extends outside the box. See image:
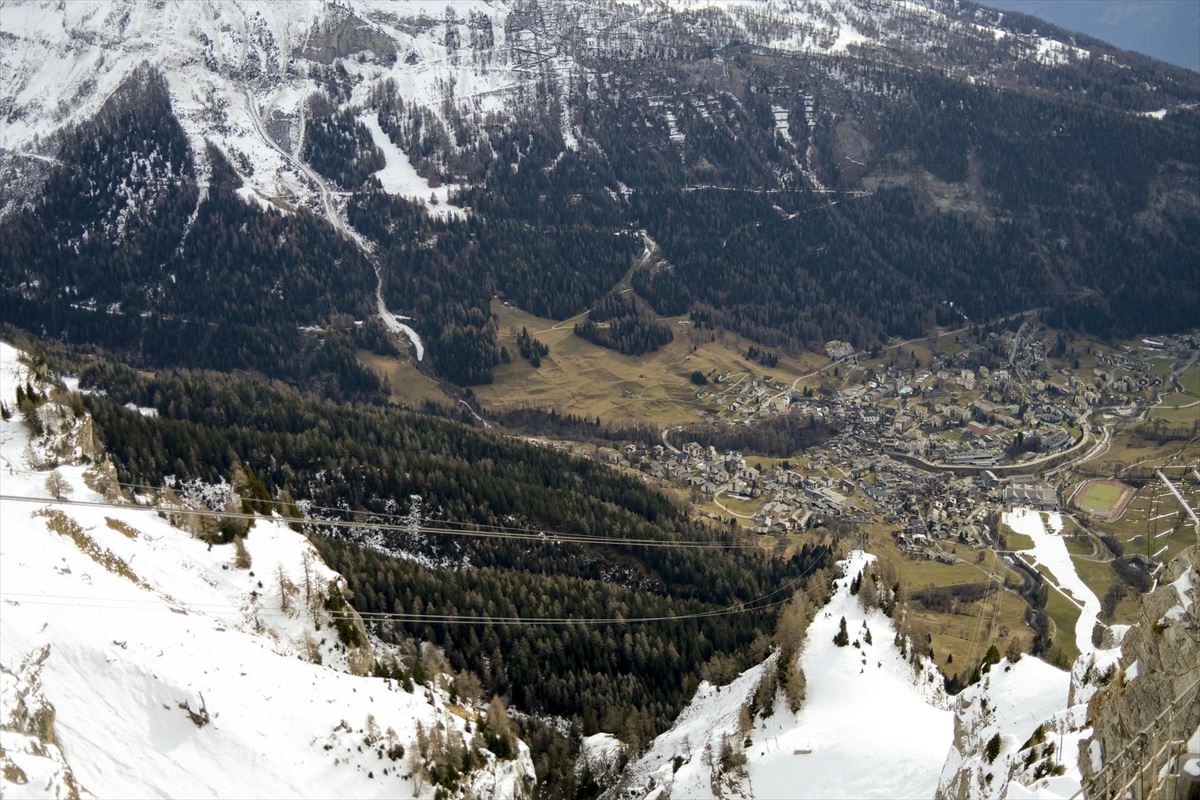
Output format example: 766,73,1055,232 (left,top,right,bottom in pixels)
693,373,792,419
563,325,1197,569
